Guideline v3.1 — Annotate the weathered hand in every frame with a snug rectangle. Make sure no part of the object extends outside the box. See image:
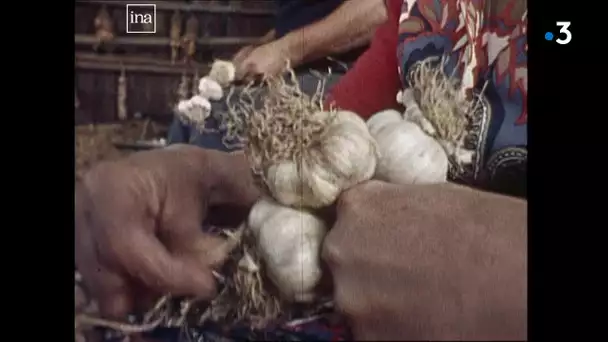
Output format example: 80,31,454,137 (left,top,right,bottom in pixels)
75,145,261,319
323,180,527,340
232,44,256,68
234,40,297,81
